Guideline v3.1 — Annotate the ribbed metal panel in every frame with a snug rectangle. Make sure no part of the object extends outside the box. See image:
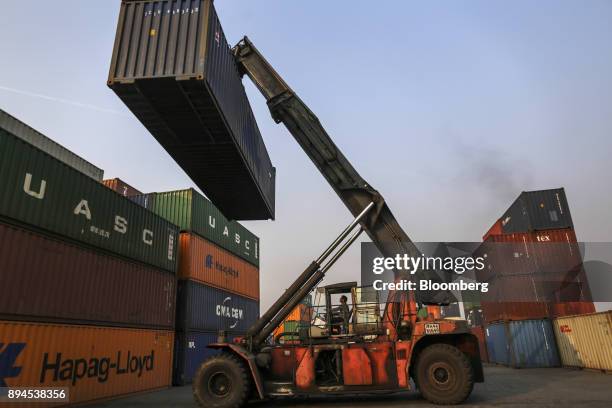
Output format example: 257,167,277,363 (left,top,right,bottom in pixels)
485,323,510,365
0,109,103,180
553,311,612,371
0,221,176,329
108,0,275,220
103,178,142,197
179,232,259,300
0,128,179,273
501,188,573,233
150,189,259,266
0,321,173,404
176,280,259,332
173,331,243,385
508,319,559,368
